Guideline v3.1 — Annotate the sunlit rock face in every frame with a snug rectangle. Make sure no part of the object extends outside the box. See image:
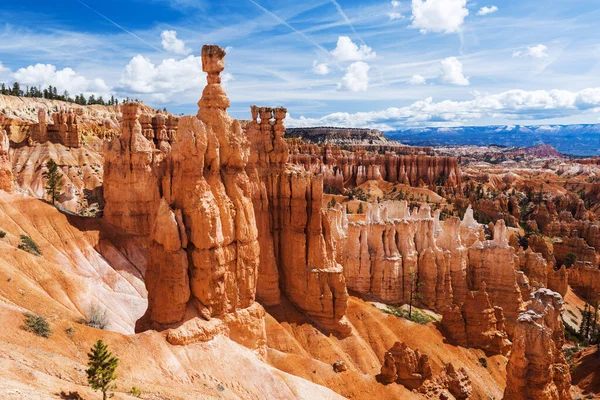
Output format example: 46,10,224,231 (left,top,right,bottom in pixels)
0,118,12,192
503,289,571,400
245,105,351,335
